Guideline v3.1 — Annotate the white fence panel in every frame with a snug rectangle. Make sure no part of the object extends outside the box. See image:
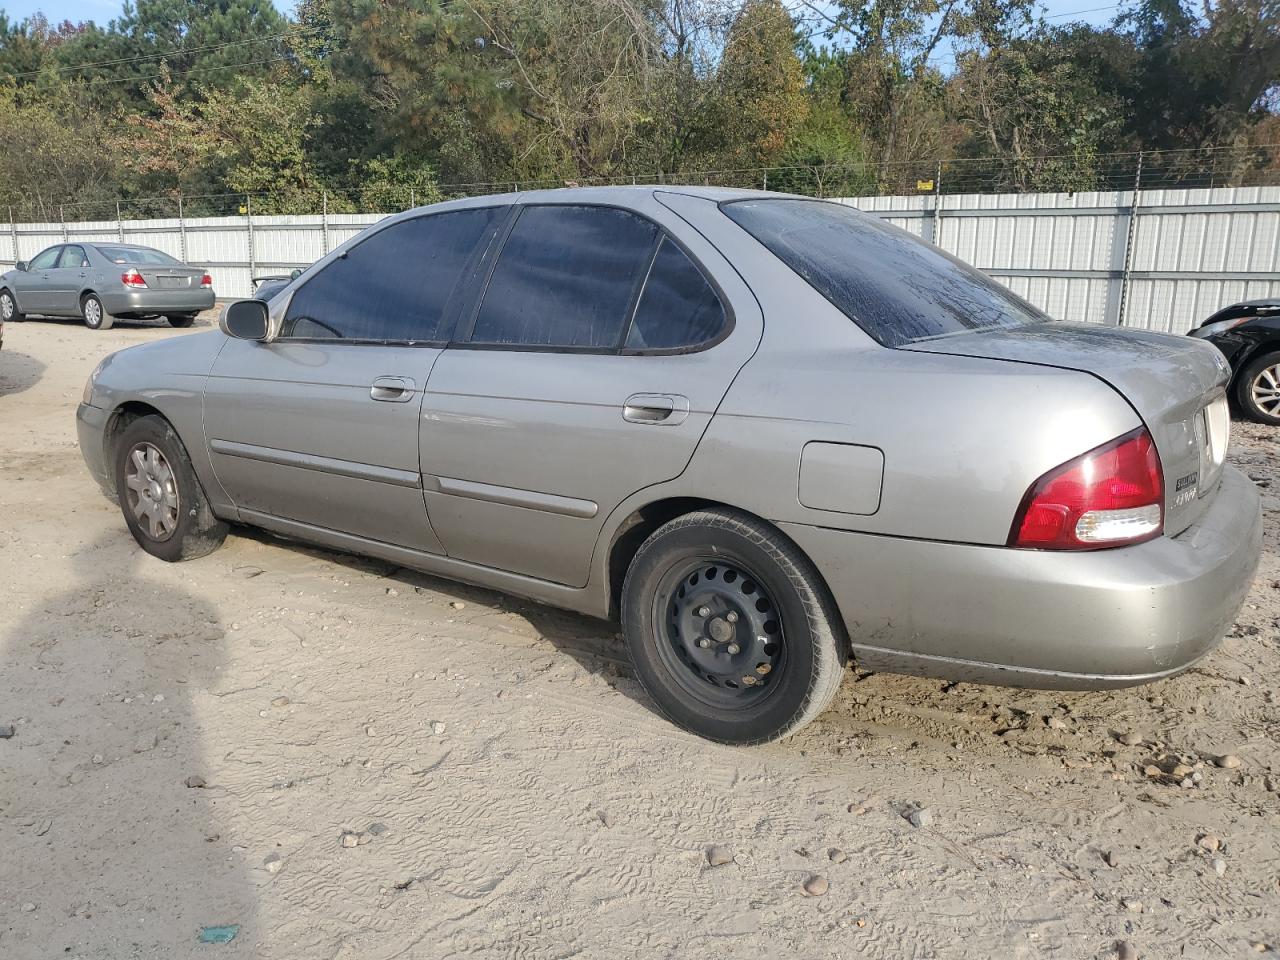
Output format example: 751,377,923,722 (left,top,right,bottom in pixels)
0,189,1277,314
